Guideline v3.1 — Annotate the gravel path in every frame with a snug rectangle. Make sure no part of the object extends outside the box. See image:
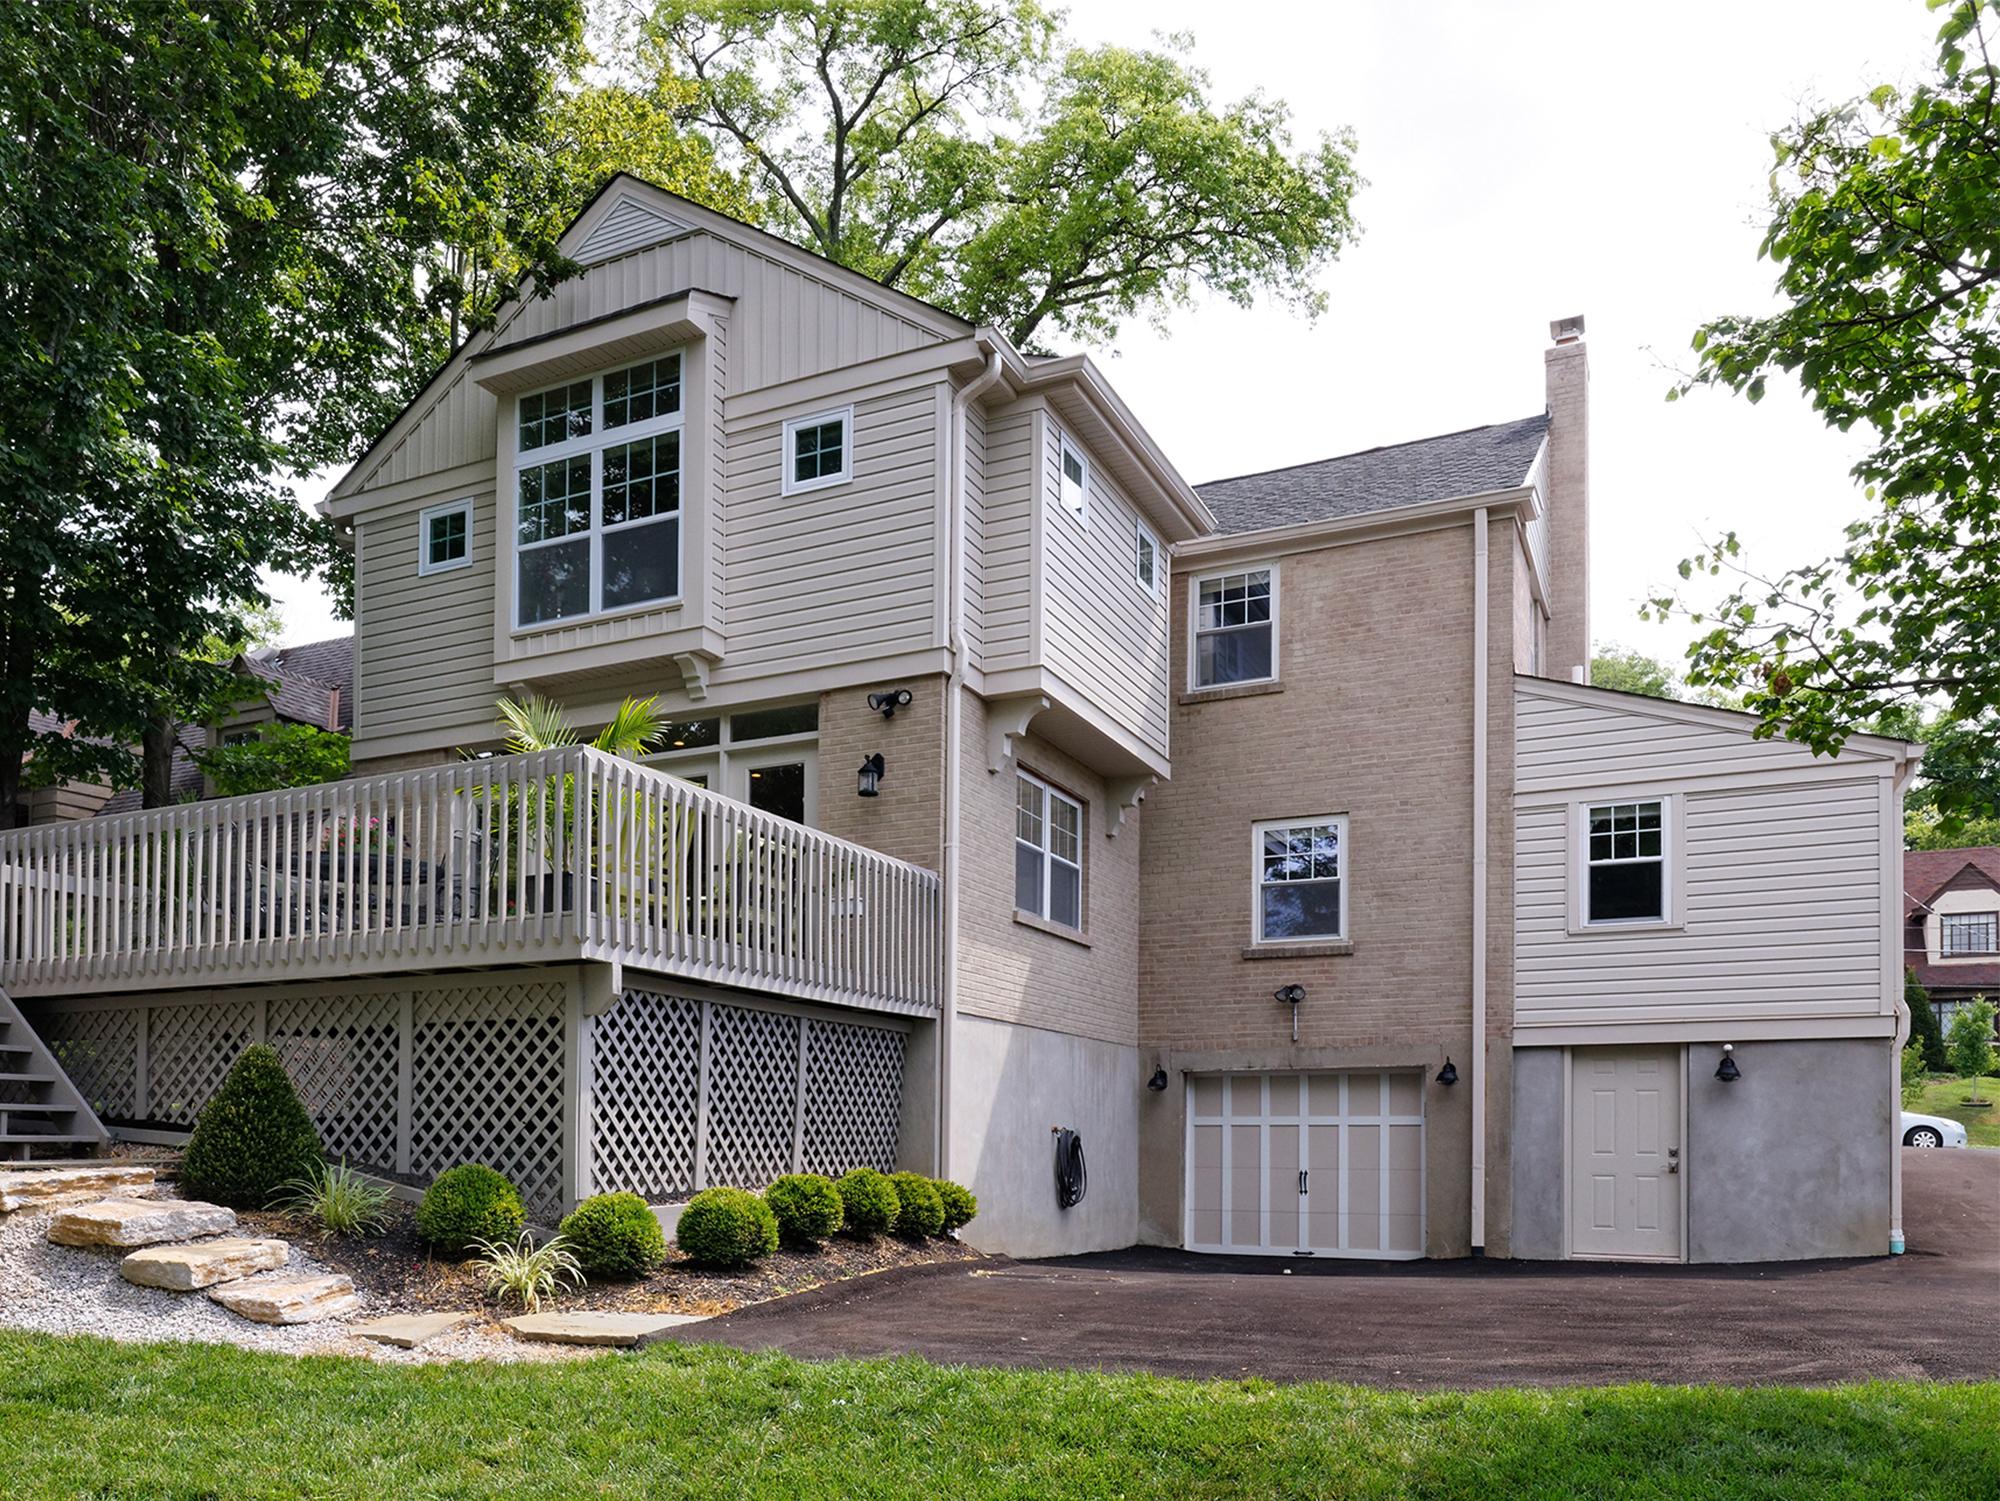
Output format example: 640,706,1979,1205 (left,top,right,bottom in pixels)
0,1202,598,1366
